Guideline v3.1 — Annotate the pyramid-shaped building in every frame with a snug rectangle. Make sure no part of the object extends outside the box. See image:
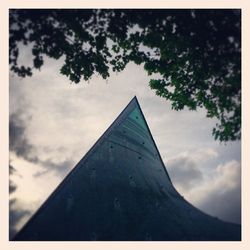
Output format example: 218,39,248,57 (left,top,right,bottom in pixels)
13,96,241,241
